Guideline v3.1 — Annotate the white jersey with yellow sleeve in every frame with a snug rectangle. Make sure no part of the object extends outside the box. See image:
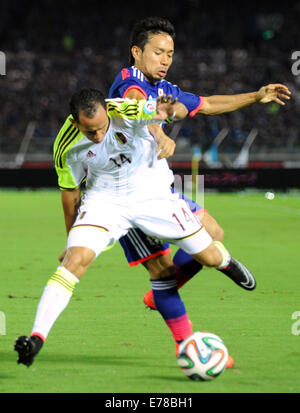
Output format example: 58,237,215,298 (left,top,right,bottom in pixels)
61,98,210,258
53,99,174,198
